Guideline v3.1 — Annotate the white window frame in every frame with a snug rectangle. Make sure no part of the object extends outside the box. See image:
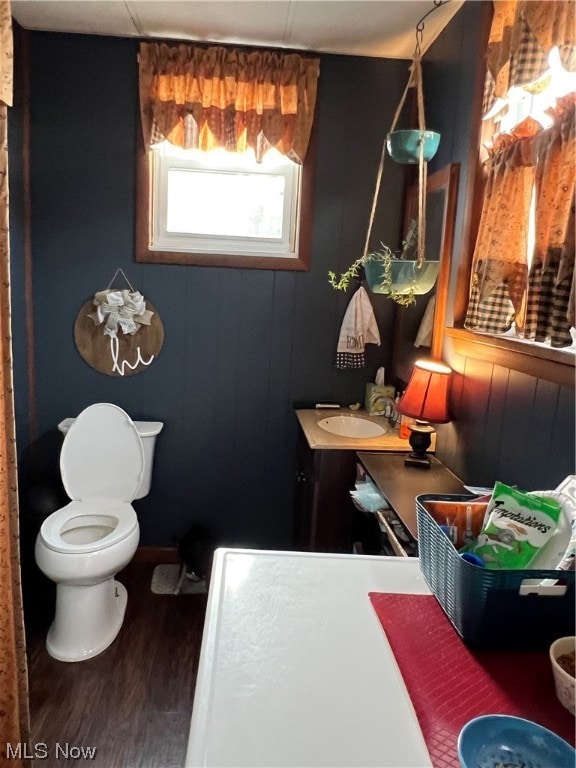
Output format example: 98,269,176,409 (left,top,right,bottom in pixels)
150,144,302,260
